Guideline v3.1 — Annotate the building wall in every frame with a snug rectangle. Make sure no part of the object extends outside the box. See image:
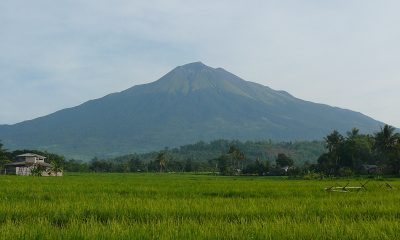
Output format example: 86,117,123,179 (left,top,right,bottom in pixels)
4,165,63,176
4,166,16,175
16,166,31,176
